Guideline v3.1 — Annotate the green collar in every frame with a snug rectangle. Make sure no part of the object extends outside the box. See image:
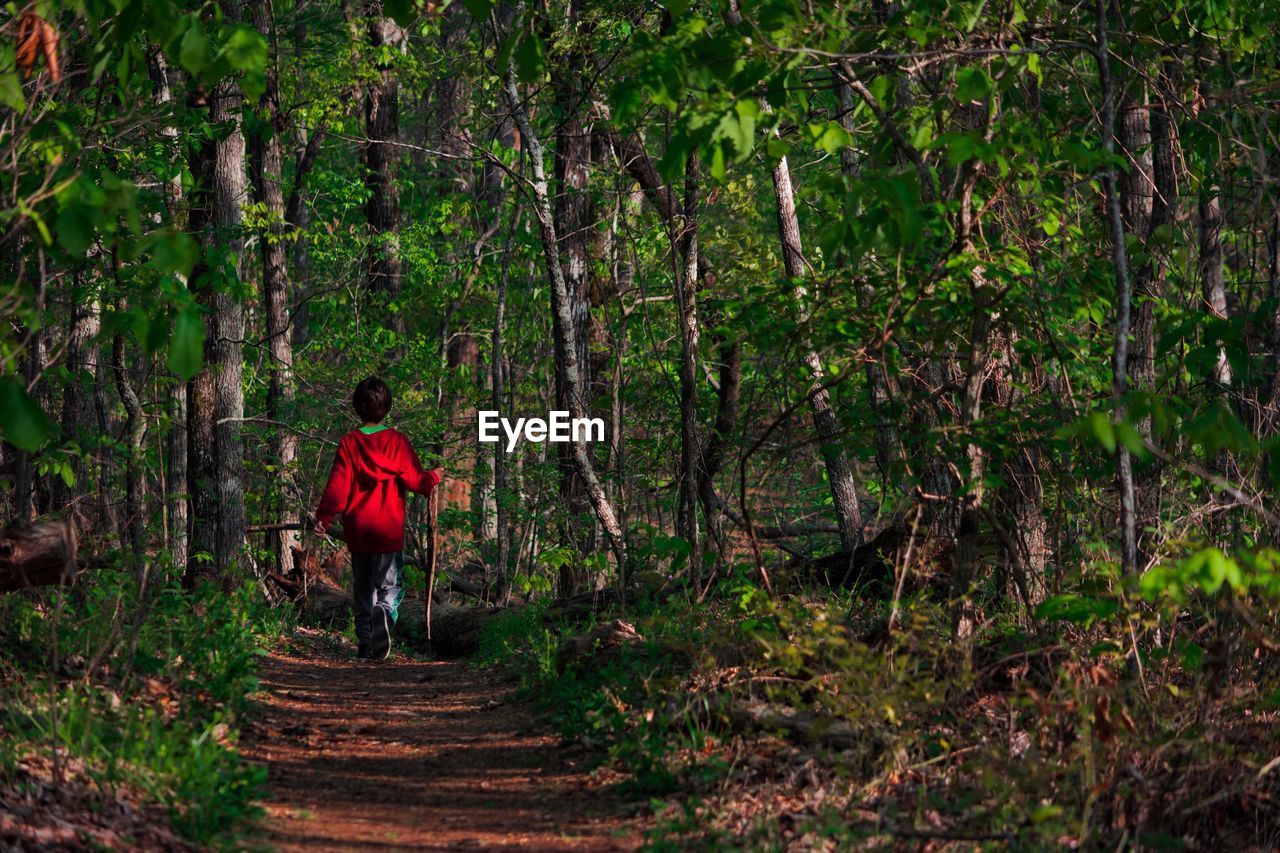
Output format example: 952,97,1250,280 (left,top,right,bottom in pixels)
359,425,389,435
